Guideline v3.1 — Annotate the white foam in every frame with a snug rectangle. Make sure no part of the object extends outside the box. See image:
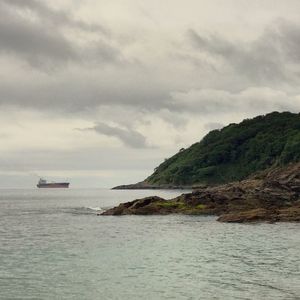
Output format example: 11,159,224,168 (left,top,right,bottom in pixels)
86,206,102,211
